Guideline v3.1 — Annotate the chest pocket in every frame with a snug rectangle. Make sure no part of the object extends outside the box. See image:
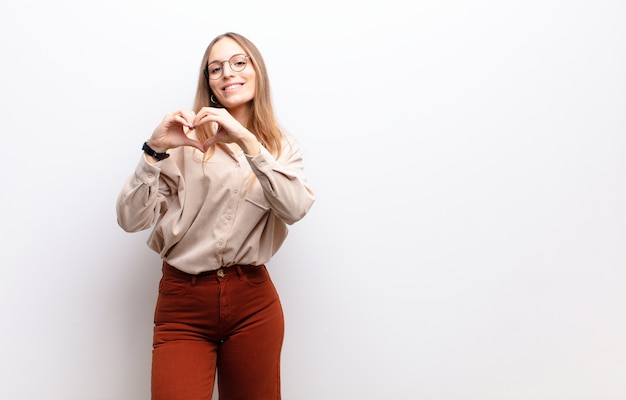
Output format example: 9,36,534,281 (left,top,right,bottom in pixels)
243,180,270,213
